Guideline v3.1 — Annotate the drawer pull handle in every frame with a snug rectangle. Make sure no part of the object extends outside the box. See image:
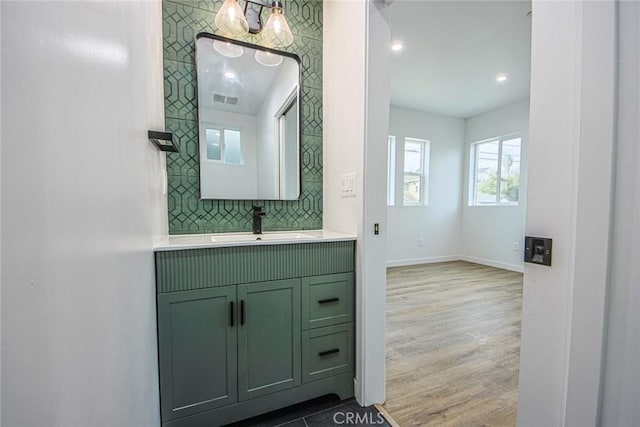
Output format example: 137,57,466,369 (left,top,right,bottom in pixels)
230,301,234,327
318,298,340,304
318,348,340,357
